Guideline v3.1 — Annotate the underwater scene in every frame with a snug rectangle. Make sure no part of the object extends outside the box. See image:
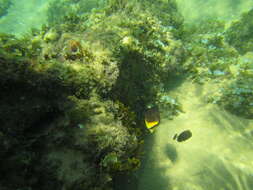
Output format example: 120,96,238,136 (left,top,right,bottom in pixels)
1,0,253,190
